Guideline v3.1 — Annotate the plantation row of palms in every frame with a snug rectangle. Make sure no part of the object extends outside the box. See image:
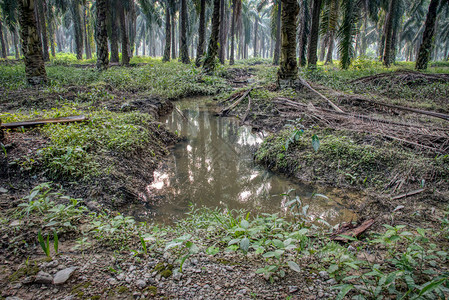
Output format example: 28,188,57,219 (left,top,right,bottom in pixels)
0,0,447,85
